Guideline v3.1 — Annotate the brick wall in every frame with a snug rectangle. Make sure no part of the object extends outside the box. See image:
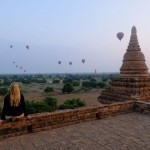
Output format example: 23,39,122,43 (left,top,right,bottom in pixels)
0,101,135,139
134,101,150,114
